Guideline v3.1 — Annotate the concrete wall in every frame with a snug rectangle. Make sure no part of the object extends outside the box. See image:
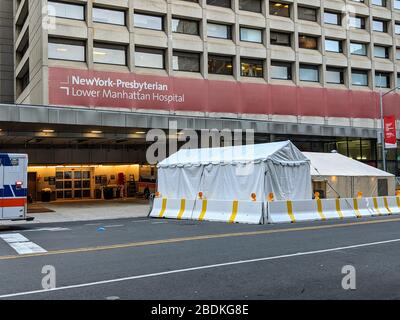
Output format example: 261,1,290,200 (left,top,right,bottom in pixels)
0,0,14,103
